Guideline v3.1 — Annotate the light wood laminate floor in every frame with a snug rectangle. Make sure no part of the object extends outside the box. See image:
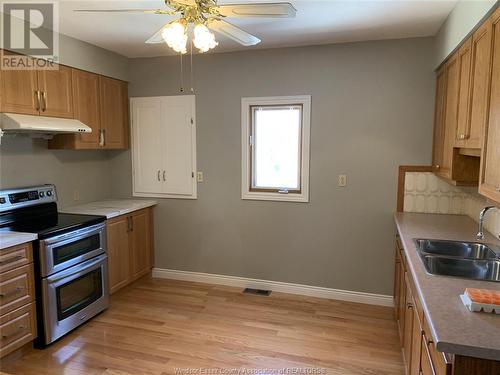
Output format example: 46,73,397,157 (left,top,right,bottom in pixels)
1,277,404,375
